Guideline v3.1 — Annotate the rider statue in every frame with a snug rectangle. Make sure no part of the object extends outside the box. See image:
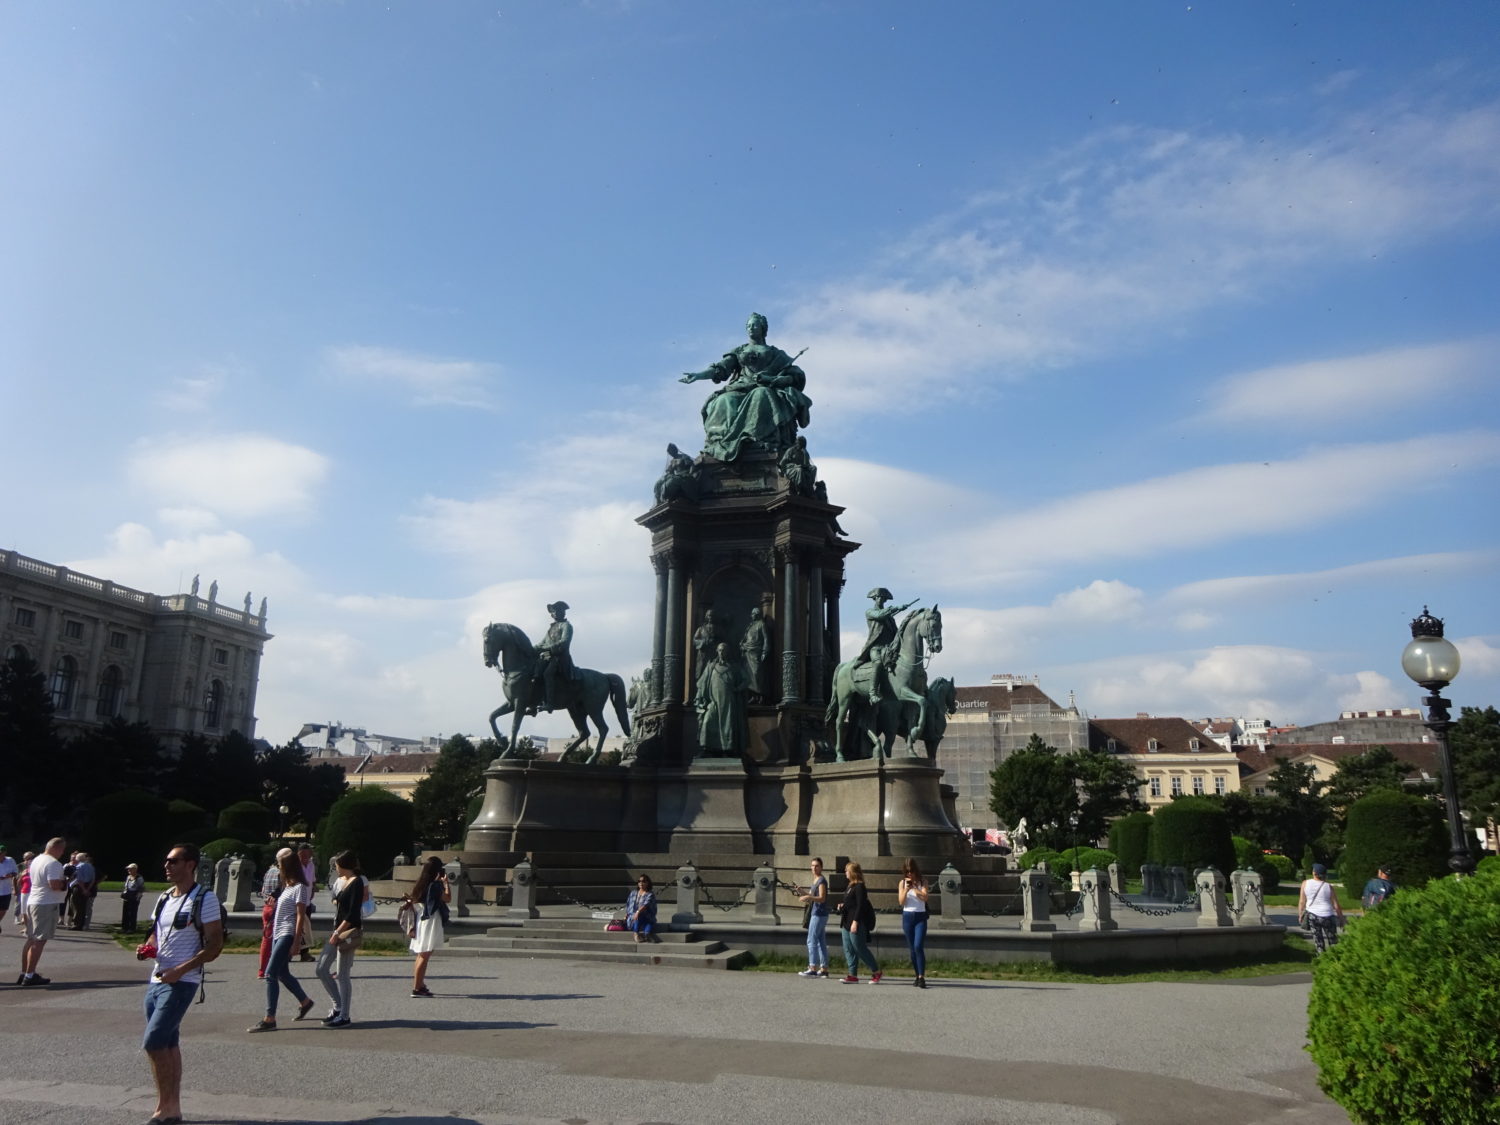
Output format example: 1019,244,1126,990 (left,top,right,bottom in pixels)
854,587,917,705
534,601,576,713
678,313,811,462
